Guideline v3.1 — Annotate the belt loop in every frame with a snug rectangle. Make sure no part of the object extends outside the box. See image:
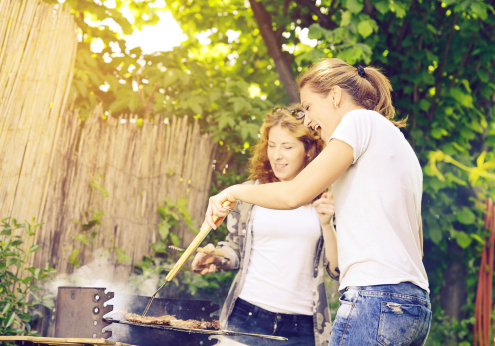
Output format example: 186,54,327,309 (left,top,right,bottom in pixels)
252,304,259,316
